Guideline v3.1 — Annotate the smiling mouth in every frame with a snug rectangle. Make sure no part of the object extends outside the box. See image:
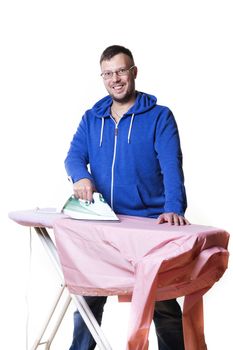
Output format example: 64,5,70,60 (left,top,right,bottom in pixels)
112,85,124,91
